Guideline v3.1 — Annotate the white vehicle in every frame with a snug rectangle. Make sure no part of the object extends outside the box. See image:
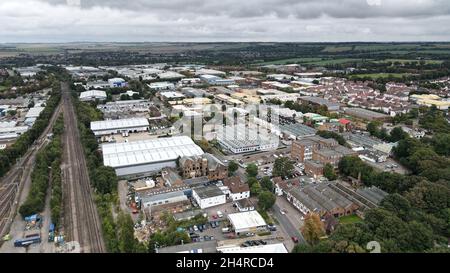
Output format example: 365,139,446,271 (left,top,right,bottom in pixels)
193,225,199,231
217,211,223,218
280,209,286,215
